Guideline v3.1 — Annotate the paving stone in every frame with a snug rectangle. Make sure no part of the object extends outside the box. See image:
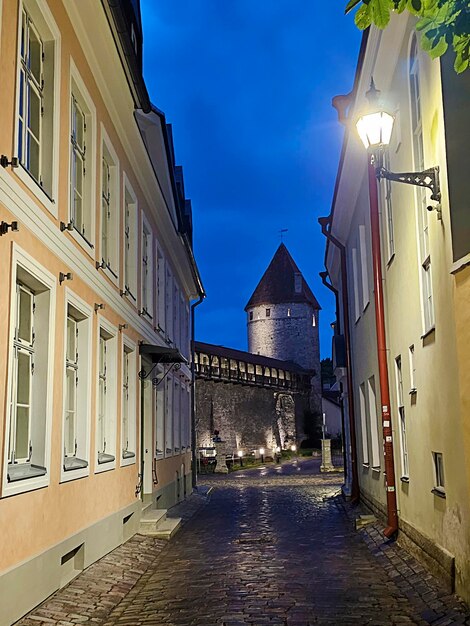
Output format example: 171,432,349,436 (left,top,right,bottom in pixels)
16,460,470,625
